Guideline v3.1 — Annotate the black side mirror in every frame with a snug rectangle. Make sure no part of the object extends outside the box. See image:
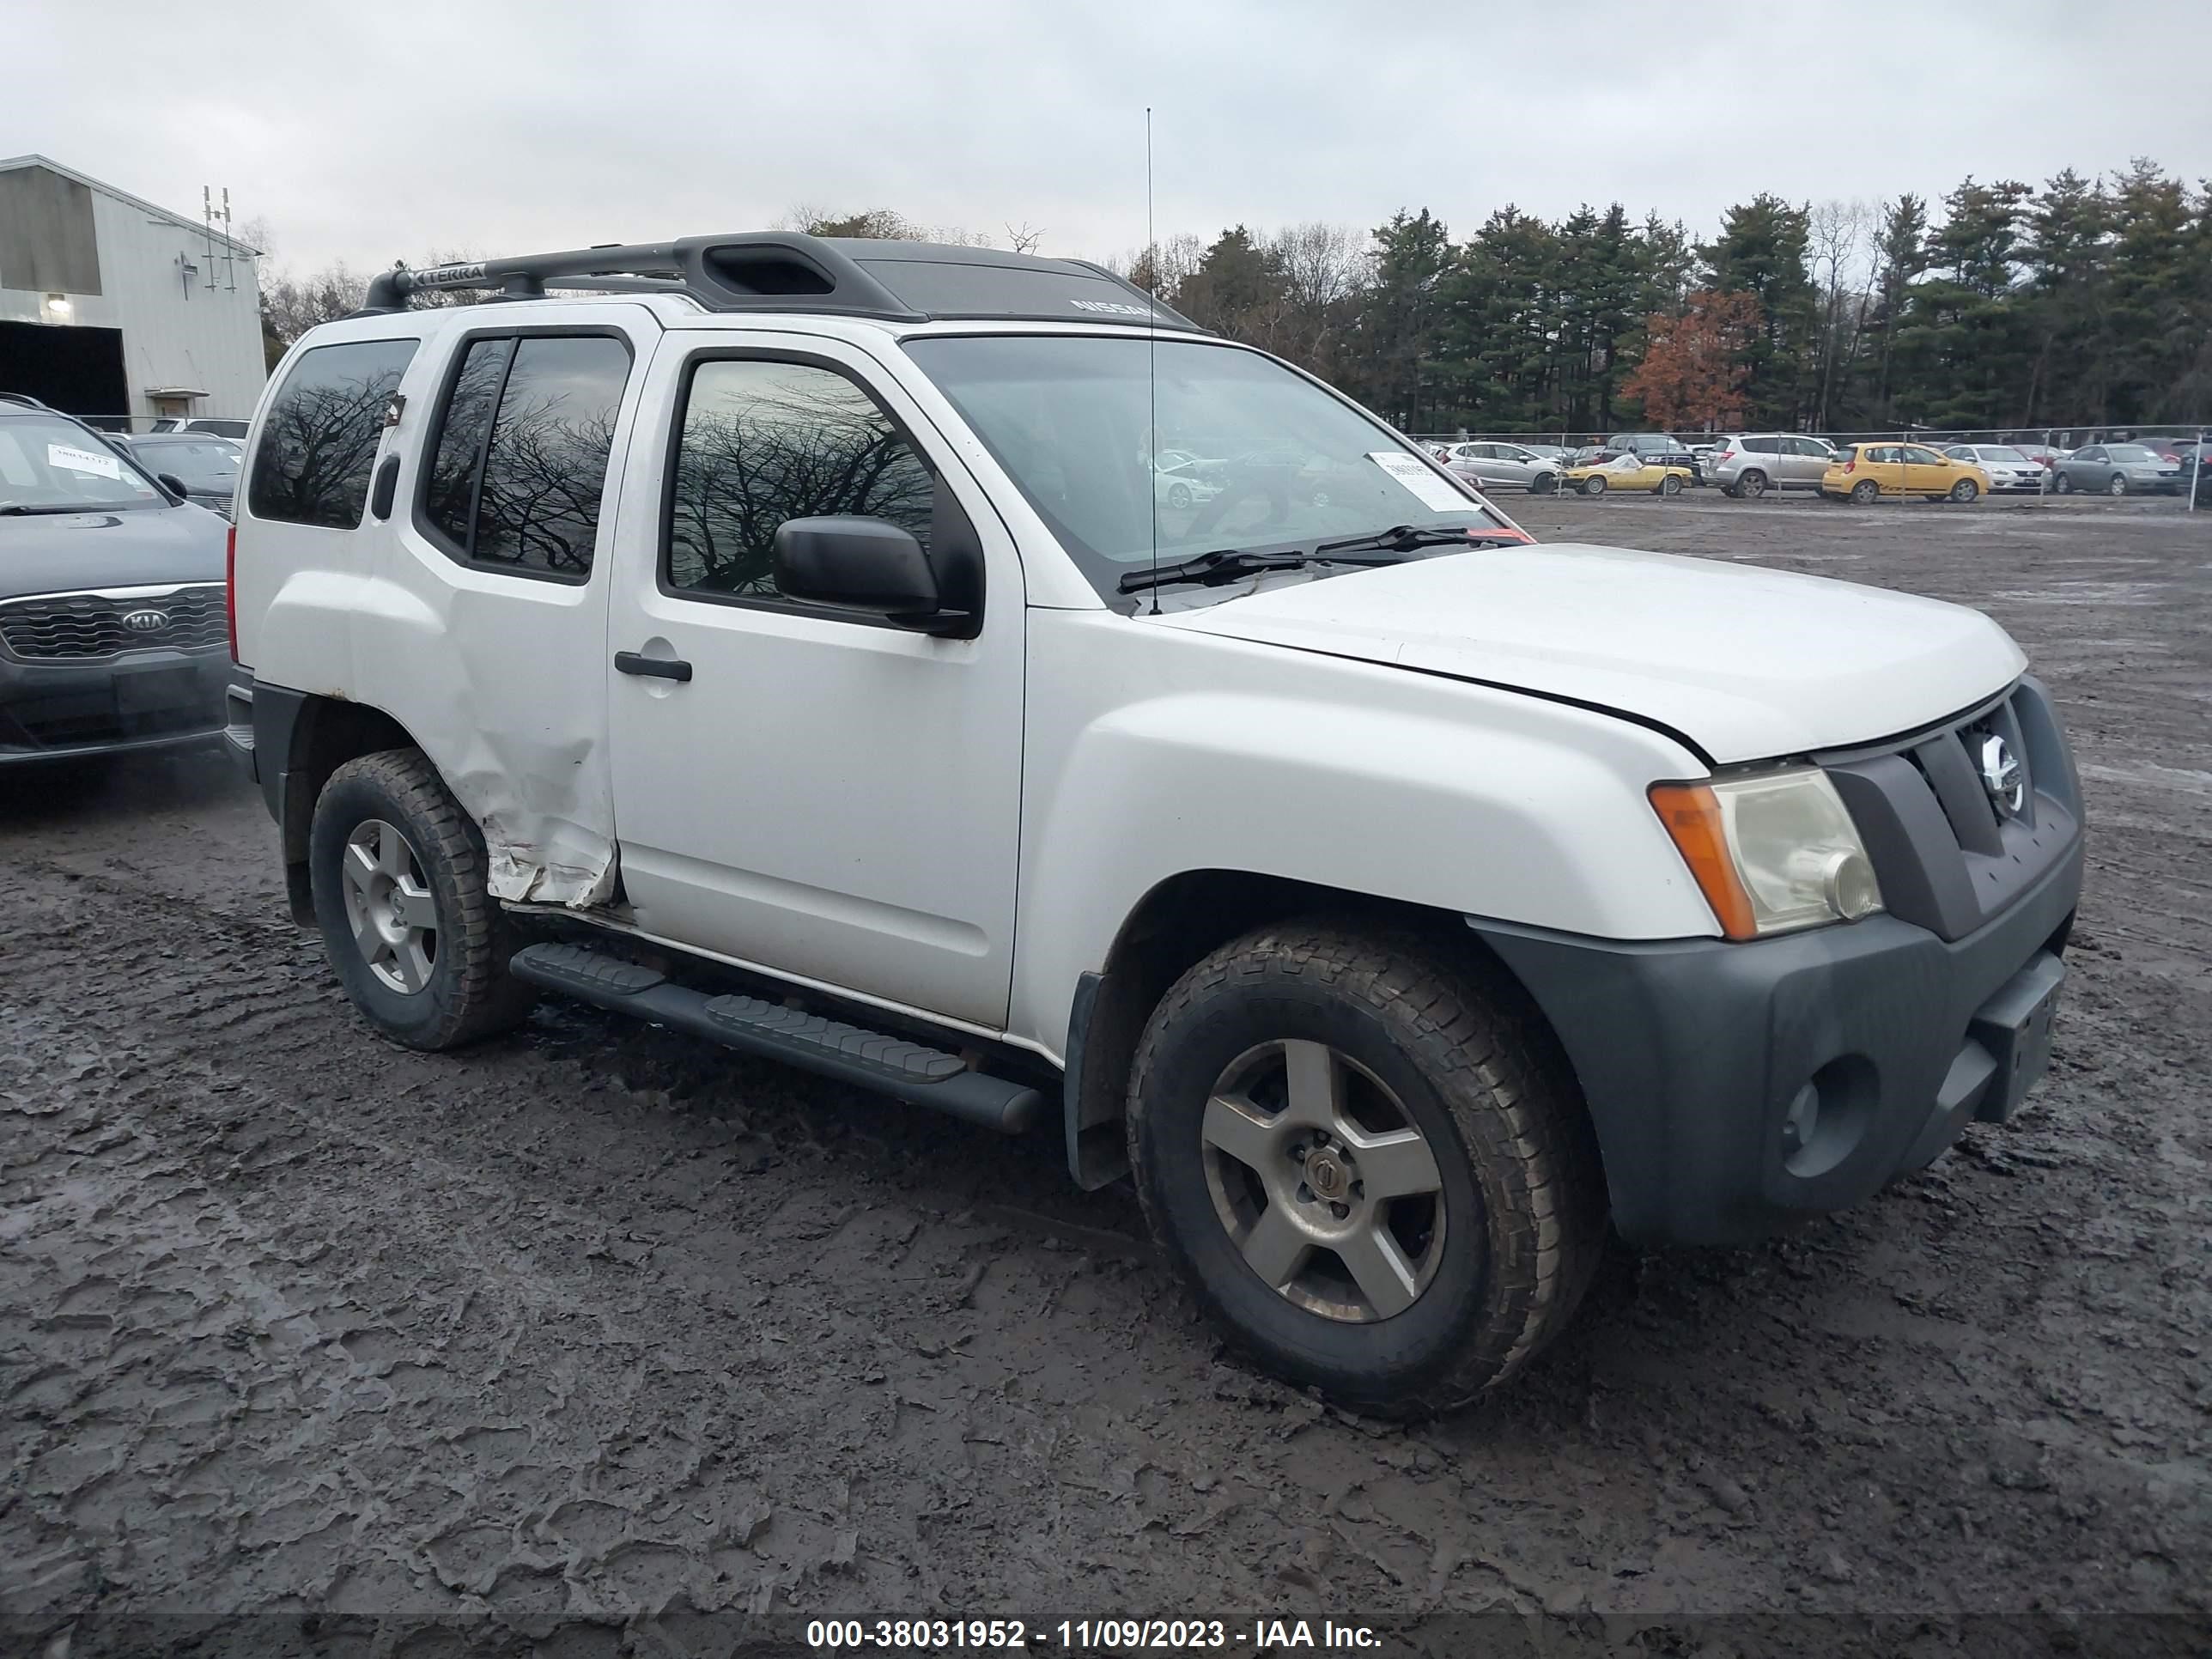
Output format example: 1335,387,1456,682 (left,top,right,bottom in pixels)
155,472,192,502
772,516,965,633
